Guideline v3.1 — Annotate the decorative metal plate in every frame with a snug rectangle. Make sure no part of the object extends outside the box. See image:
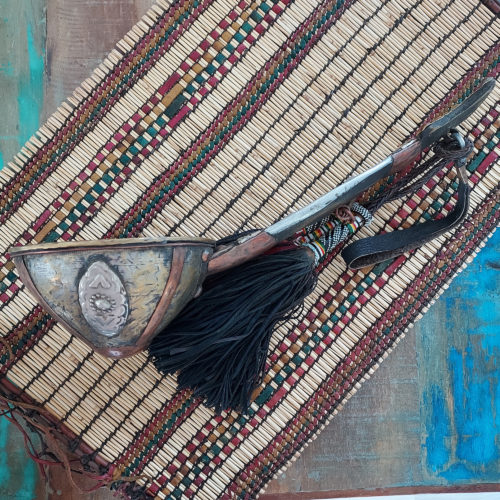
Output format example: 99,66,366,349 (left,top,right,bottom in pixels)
78,261,129,337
